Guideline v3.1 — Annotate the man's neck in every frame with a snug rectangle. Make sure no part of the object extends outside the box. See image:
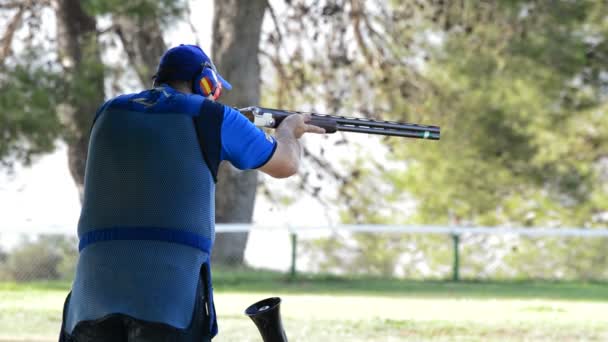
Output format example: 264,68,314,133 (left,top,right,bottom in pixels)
160,81,192,94
170,83,193,94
